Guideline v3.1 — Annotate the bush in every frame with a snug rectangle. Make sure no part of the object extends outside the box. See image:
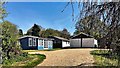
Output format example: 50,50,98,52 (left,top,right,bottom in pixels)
20,52,28,57
2,52,28,65
3,59,11,65
90,50,110,55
